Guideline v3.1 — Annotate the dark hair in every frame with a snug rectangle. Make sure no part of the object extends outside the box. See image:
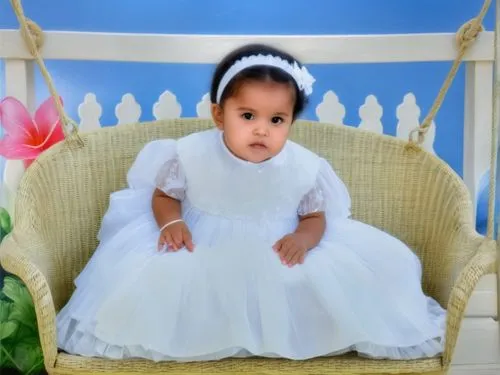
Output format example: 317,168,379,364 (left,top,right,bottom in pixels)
210,44,308,119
